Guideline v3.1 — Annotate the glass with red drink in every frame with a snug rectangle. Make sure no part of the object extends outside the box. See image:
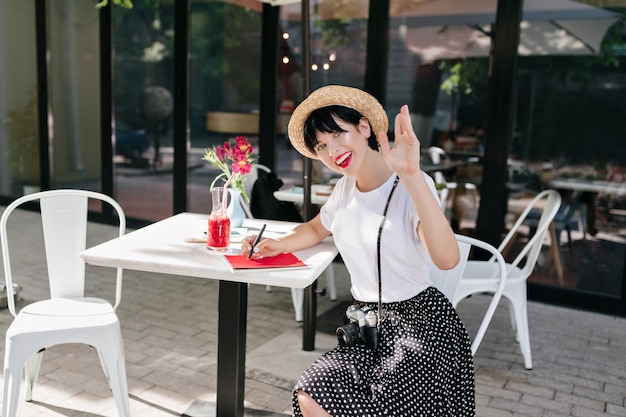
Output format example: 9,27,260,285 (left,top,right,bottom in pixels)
207,187,231,252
